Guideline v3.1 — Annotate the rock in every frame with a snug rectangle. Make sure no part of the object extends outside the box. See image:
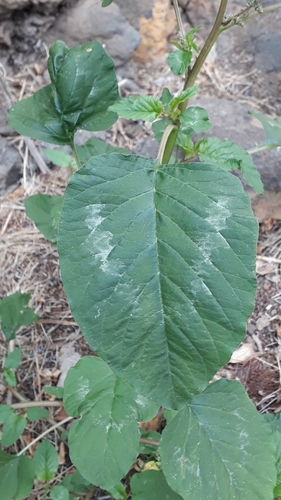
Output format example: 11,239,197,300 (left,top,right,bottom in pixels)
115,0,155,29
133,137,159,158
46,0,141,67
0,136,22,195
193,97,281,221
255,33,281,72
